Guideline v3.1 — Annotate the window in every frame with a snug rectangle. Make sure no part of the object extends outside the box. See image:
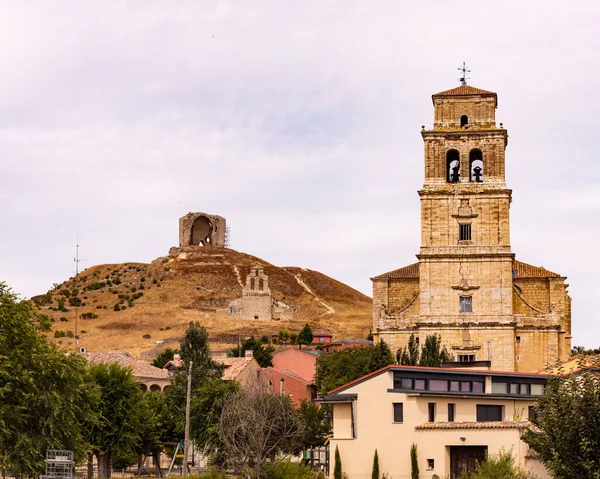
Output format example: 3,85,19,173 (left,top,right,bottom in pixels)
258,278,264,290
531,384,544,396
469,149,483,182
457,354,476,362
415,379,426,390
429,379,449,391
393,403,404,423
448,403,455,422
427,458,435,470
510,383,519,395
459,224,472,241
250,278,255,290
428,403,436,422
460,115,468,127
528,406,537,420
519,384,530,395
491,382,508,394
472,381,484,393
516,336,521,344
476,405,503,422
401,378,413,390
460,296,473,313
450,381,460,392
446,150,460,183
460,381,471,392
